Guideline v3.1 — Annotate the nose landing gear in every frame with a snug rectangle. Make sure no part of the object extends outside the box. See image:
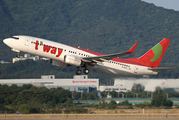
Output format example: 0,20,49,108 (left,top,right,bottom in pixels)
16,52,20,58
